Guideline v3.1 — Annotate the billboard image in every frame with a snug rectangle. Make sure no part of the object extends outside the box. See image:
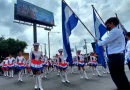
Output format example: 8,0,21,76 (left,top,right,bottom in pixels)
15,0,55,26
